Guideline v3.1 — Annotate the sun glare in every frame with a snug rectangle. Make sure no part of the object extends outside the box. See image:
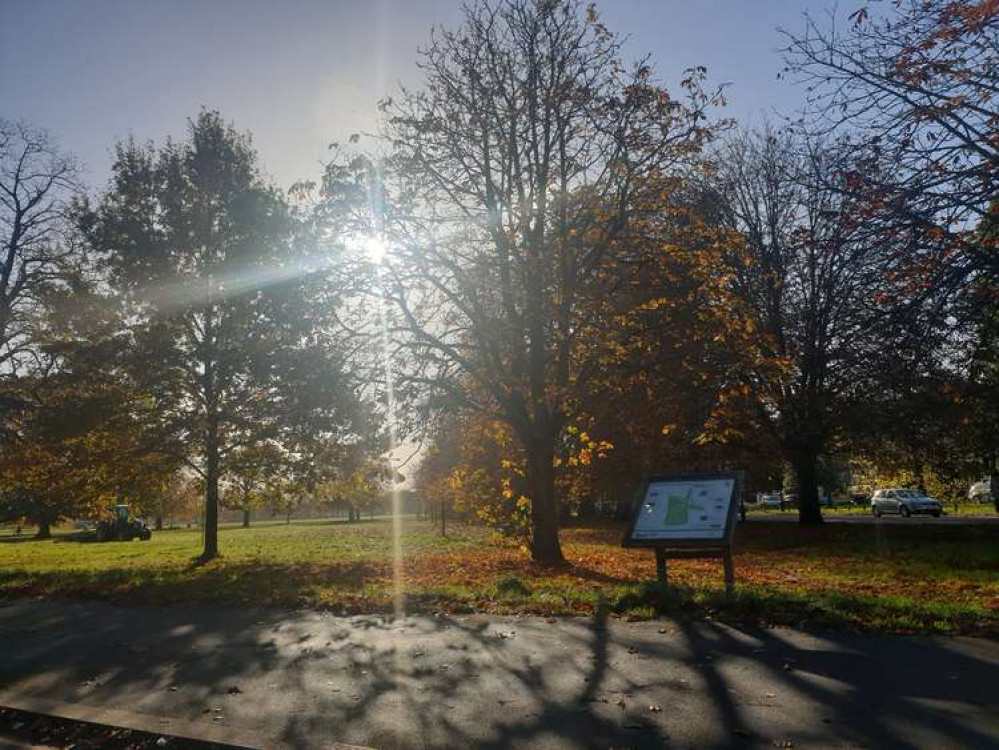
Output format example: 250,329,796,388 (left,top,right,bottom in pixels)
364,235,387,264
